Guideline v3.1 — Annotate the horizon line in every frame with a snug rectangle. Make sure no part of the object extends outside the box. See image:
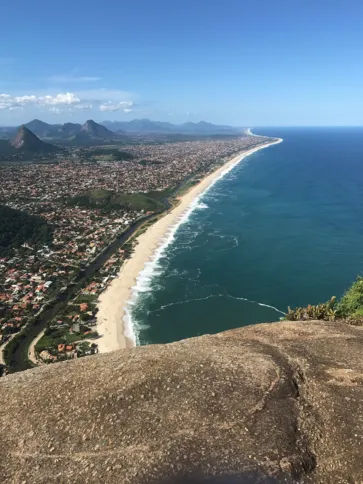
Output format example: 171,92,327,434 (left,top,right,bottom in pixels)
1,119,363,129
